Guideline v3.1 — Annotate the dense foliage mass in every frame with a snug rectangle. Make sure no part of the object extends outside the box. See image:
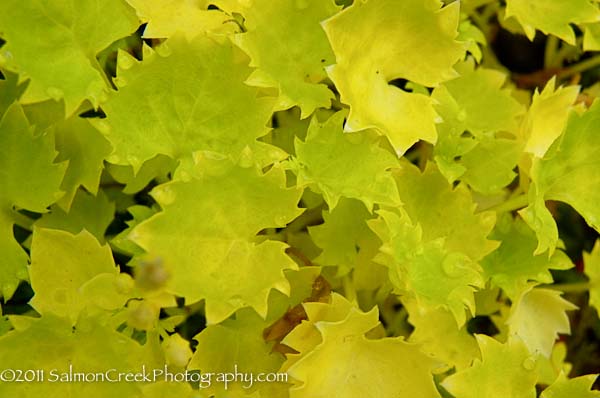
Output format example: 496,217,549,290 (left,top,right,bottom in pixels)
0,0,600,397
